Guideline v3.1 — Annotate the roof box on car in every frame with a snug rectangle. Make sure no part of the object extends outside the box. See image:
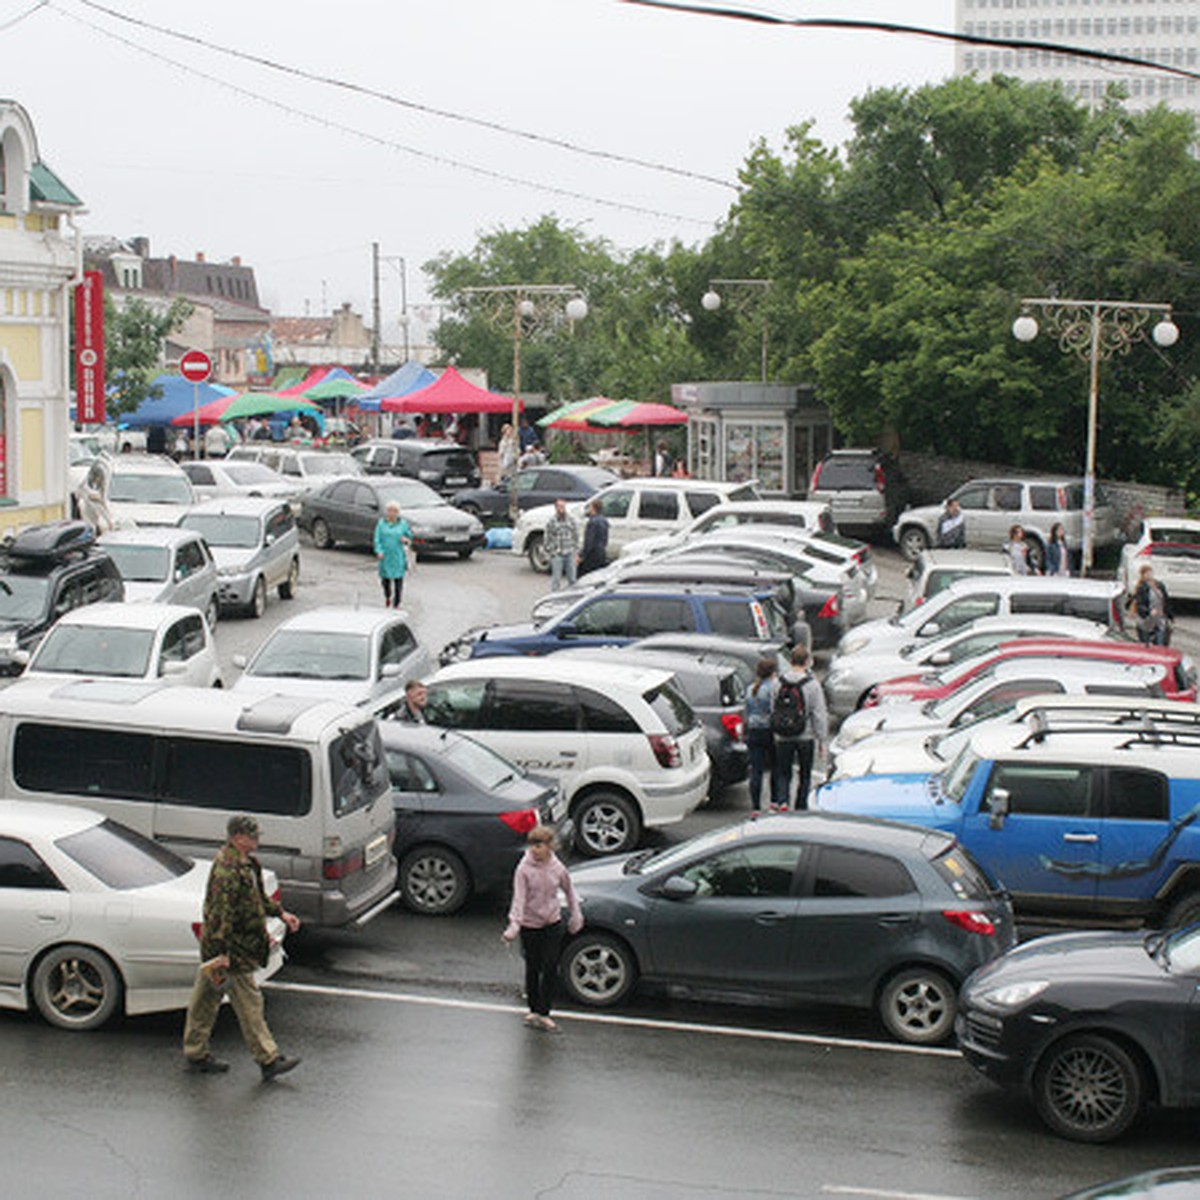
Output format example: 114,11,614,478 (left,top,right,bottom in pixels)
4,520,95,562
